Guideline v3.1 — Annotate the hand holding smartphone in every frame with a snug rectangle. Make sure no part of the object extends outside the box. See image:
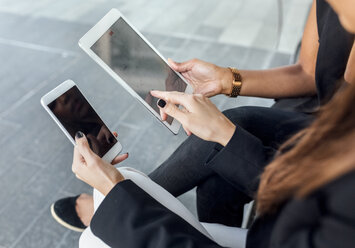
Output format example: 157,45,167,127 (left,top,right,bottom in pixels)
41,80,122,162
